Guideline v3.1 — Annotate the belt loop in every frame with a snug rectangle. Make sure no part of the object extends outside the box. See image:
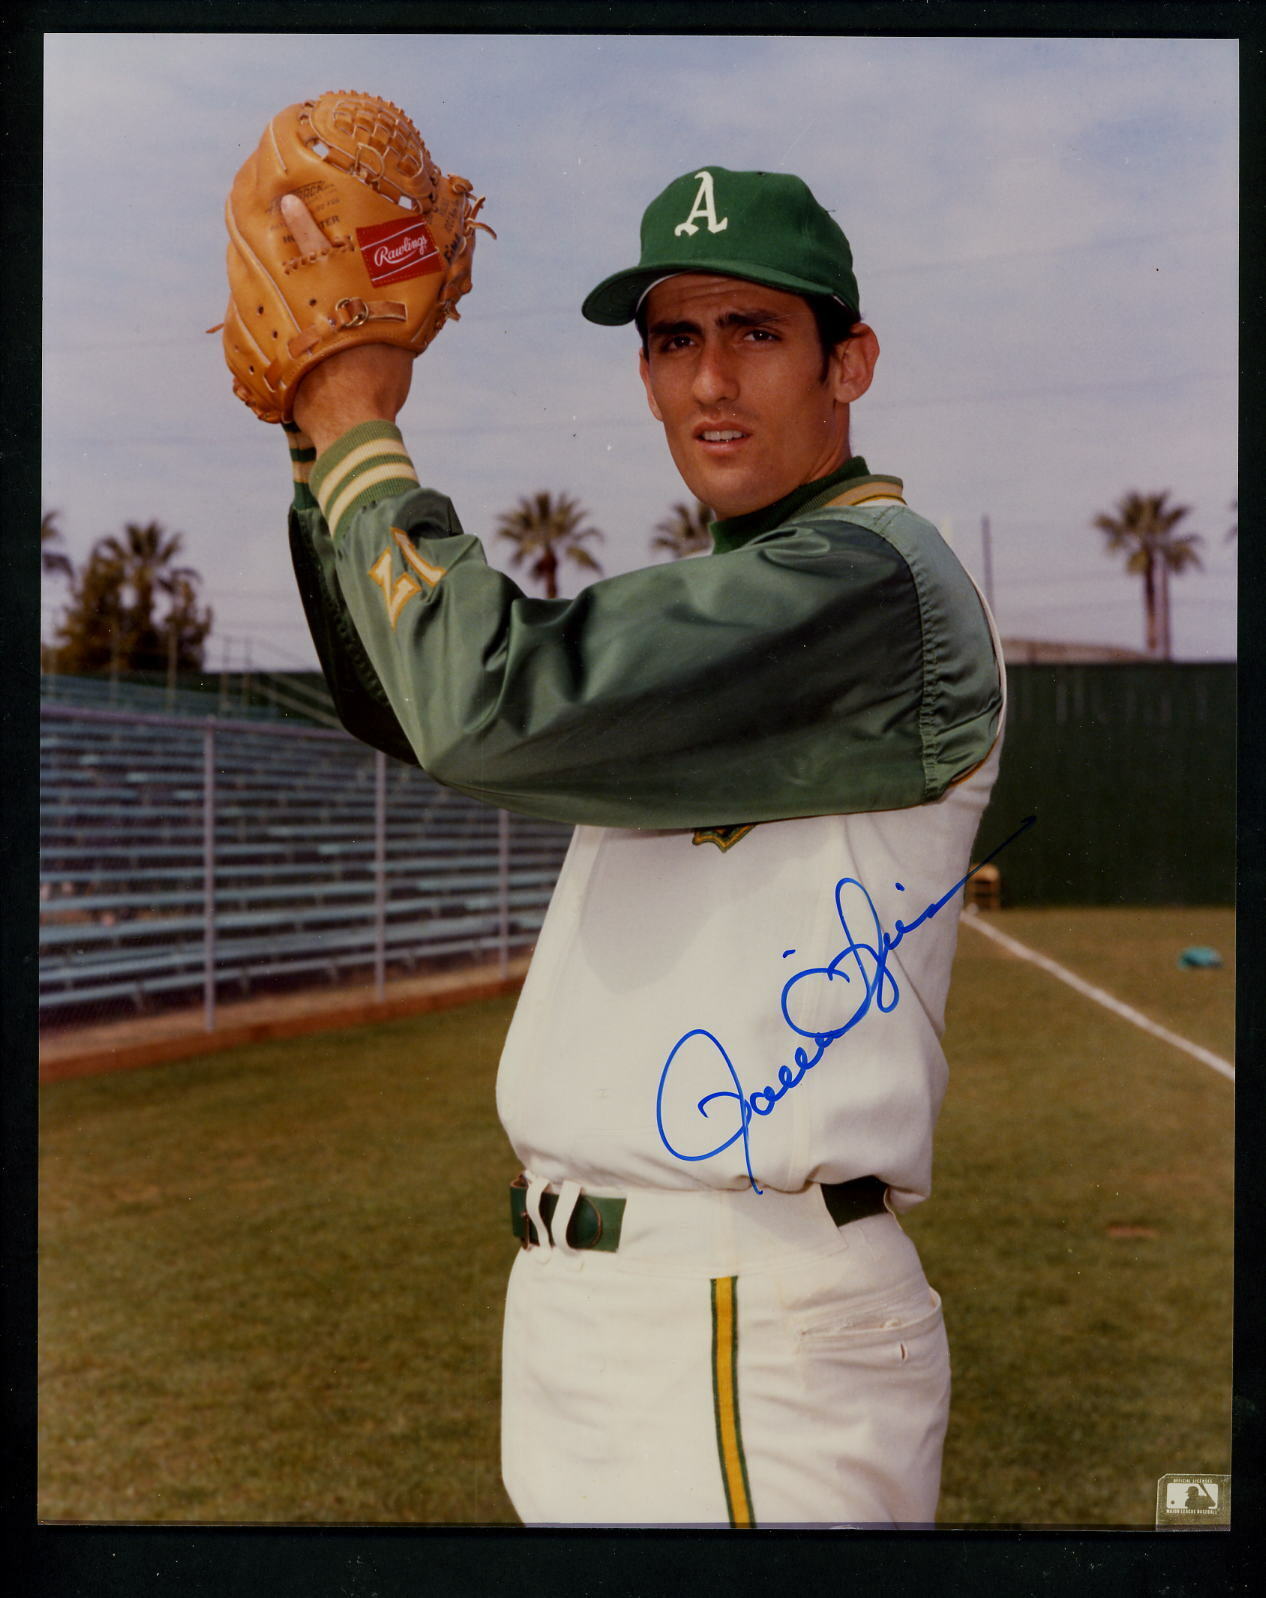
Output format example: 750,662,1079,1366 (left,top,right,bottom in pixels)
524,1175,553,1255
551,1180,583,1259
